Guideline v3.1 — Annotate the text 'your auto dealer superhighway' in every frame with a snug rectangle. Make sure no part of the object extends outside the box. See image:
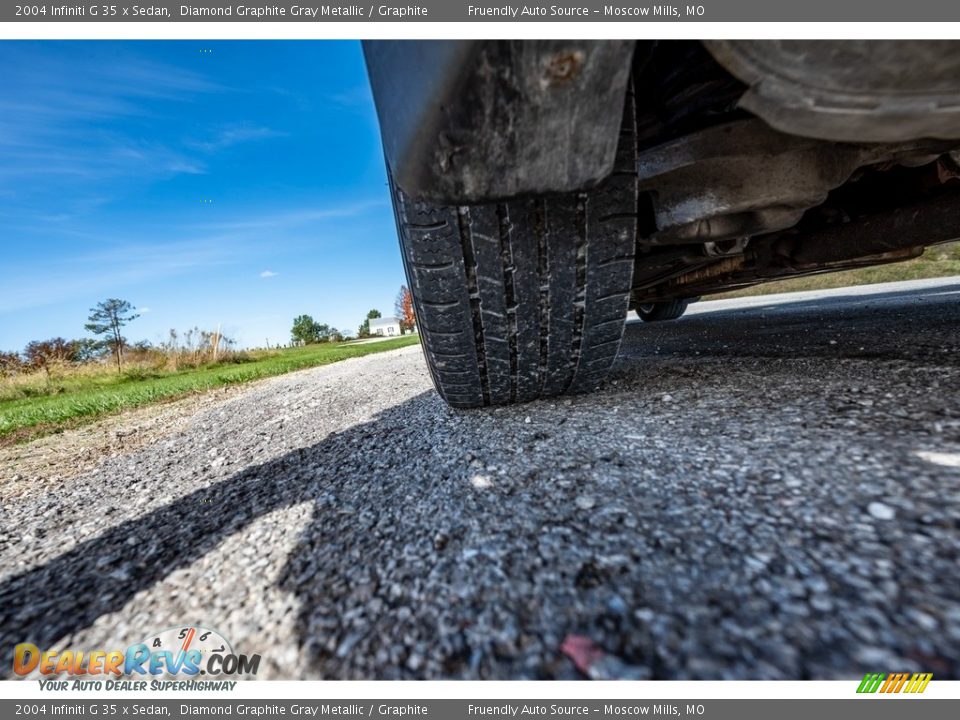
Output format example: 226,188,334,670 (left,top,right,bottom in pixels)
180,4,428,17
